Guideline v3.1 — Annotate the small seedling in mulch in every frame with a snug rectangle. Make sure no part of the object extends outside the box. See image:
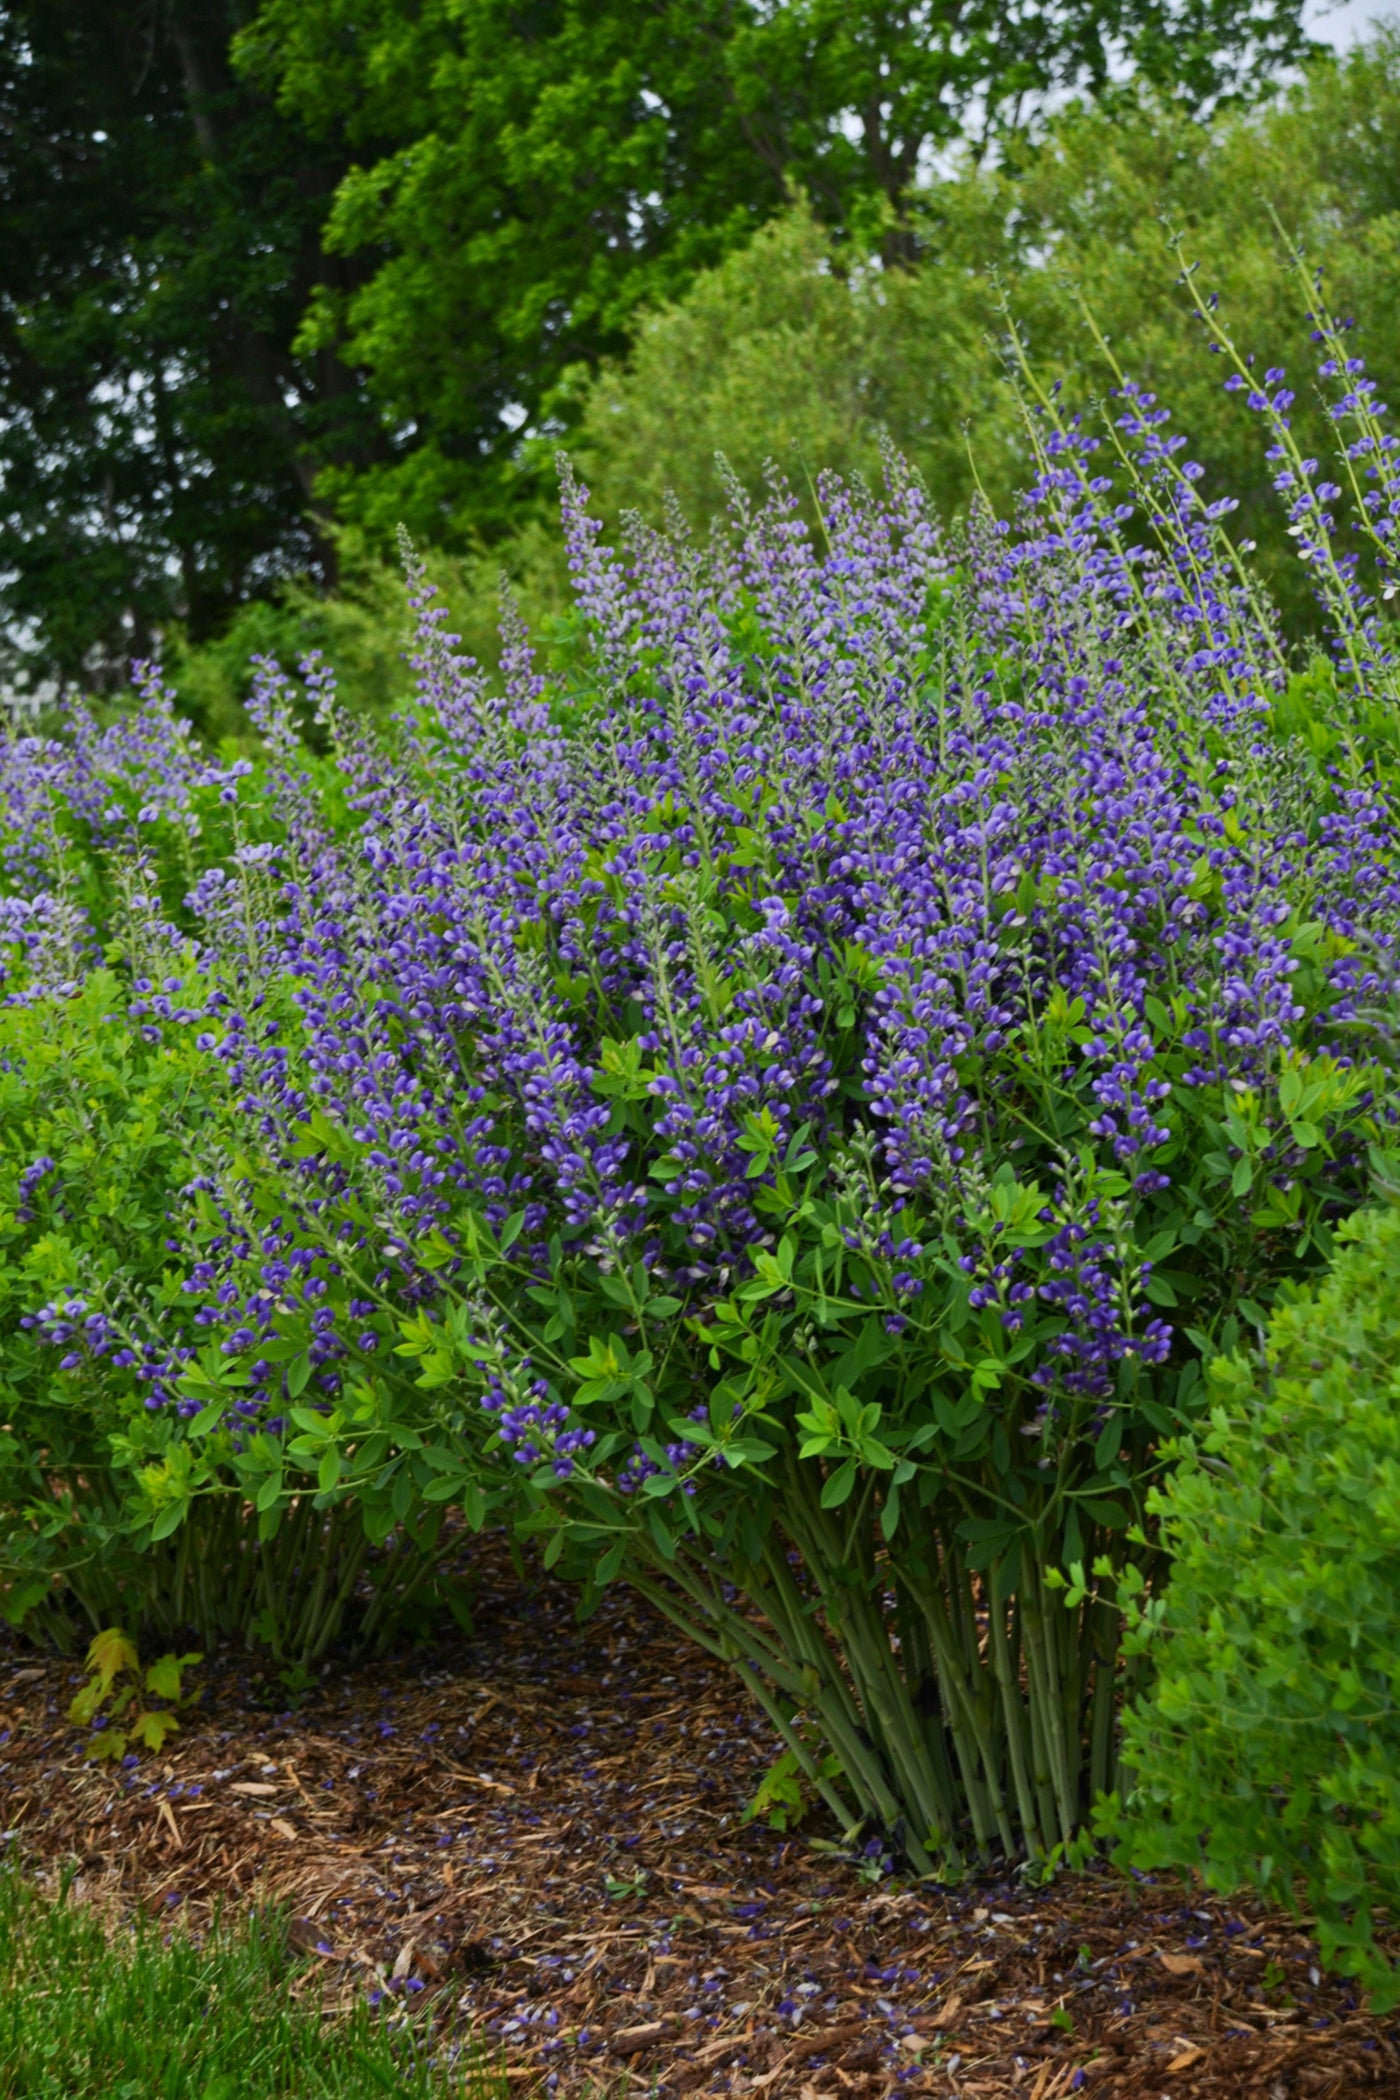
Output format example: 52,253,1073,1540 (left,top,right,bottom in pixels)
276,1660,321,1709
604,1868,649,1901
68,1628,201,1761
